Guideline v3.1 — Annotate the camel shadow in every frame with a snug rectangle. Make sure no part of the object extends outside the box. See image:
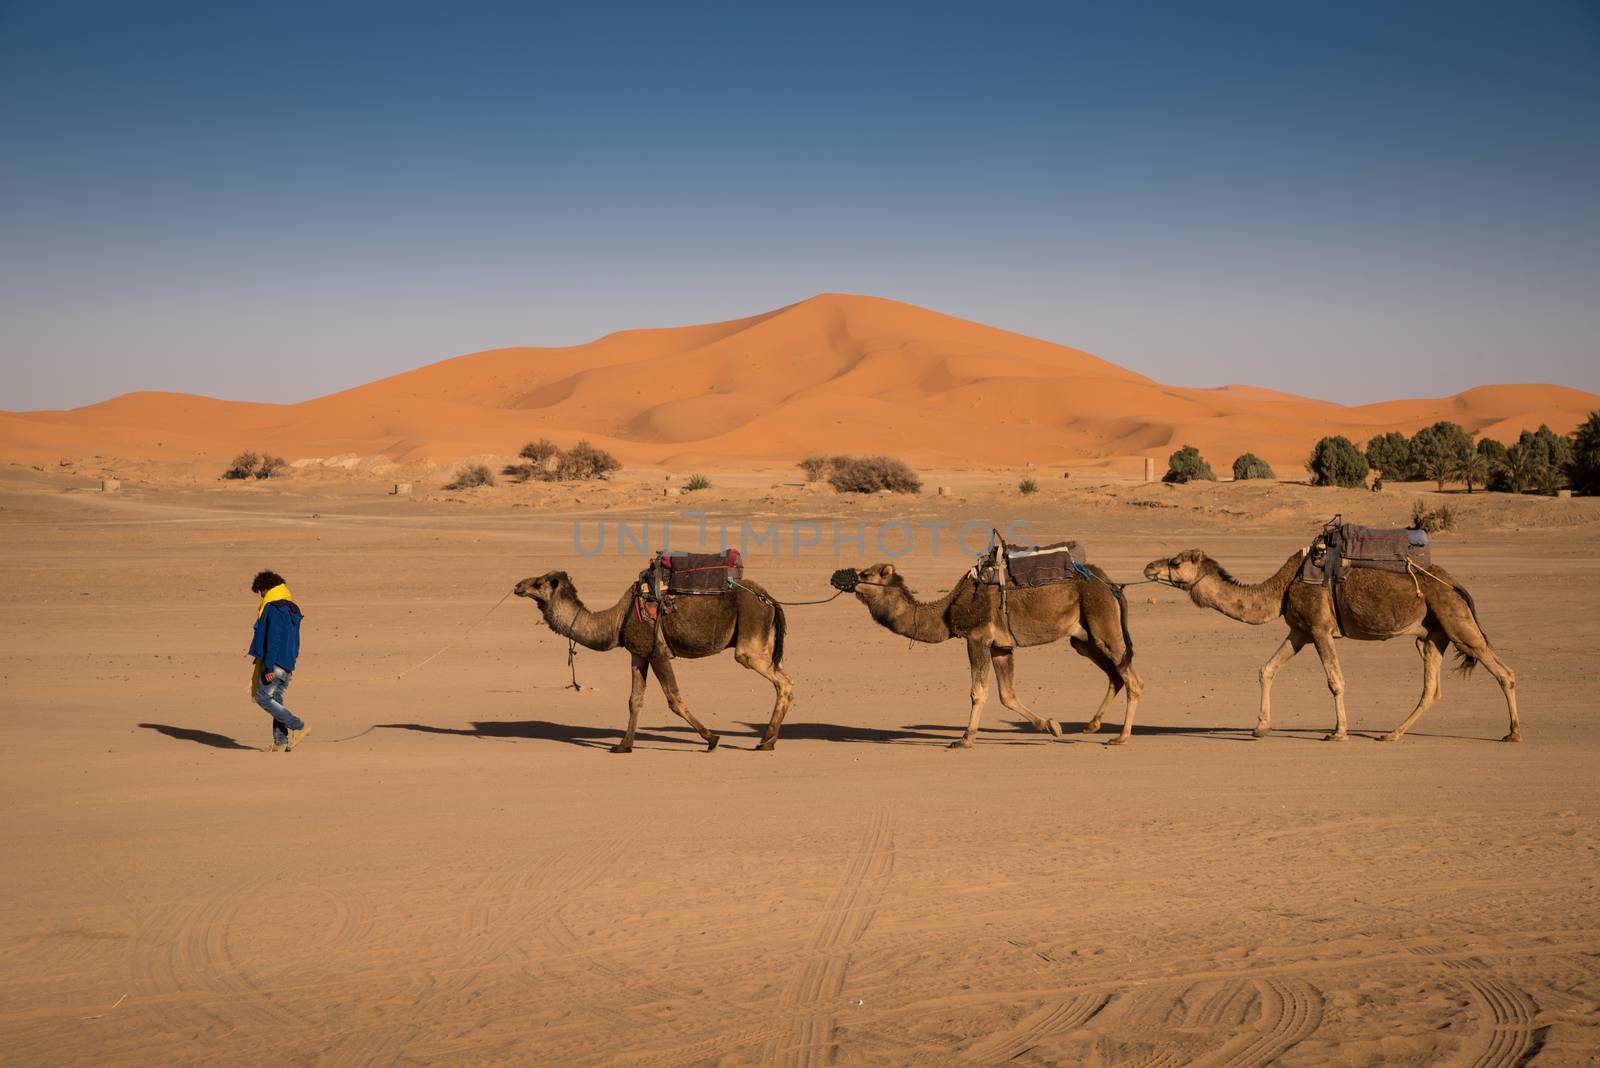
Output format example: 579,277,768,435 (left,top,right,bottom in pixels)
377,720,693,751
138,723,257,750
726,721,962,746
